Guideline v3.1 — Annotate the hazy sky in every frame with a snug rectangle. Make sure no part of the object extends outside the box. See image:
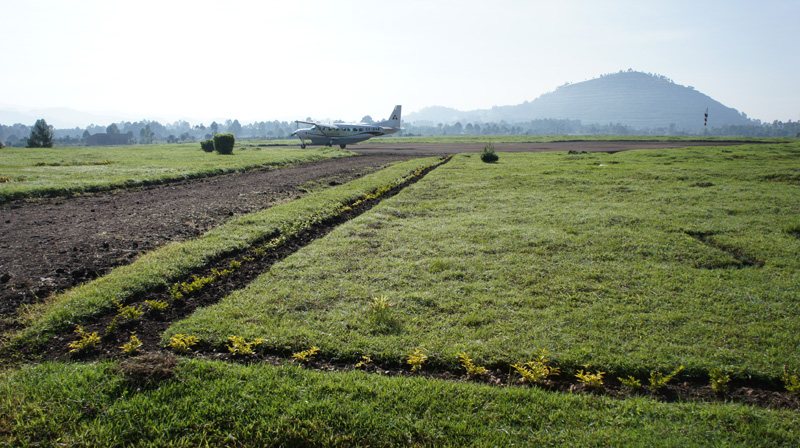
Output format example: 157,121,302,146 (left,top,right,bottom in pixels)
3,0,798,126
